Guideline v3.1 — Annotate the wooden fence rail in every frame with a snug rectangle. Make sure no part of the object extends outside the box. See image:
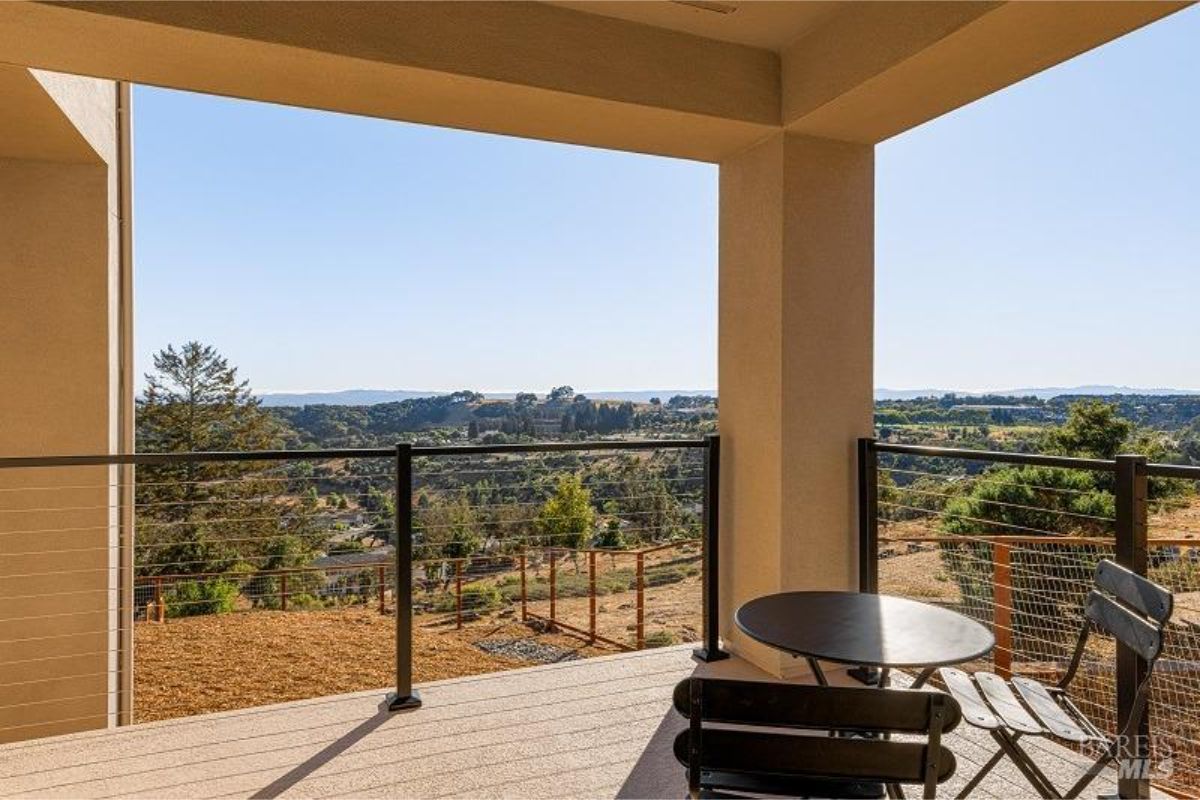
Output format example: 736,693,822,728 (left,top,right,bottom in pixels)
136,539,700,652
